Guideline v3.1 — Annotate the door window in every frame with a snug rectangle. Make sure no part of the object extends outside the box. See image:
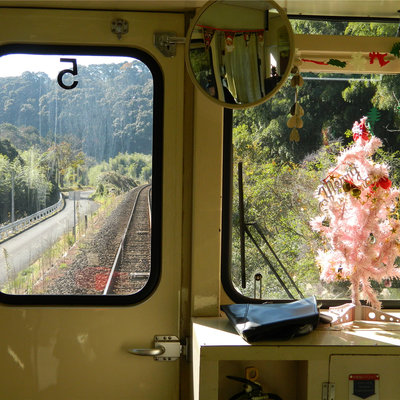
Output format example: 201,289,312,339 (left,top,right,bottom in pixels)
0,45,163,304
